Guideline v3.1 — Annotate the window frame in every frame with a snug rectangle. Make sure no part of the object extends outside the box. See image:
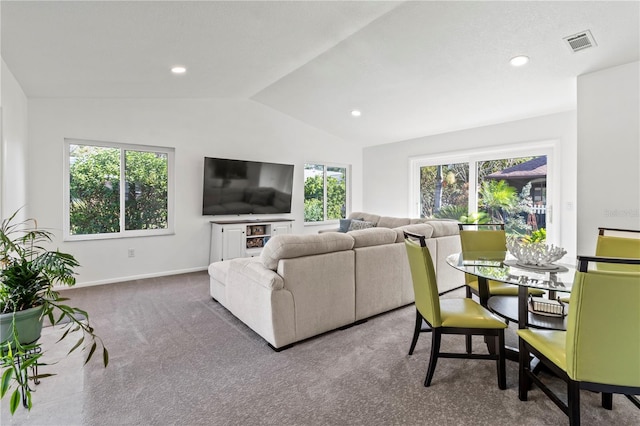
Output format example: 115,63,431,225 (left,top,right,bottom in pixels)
409,140,559,245
63,138,175,241
303,162,351,225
